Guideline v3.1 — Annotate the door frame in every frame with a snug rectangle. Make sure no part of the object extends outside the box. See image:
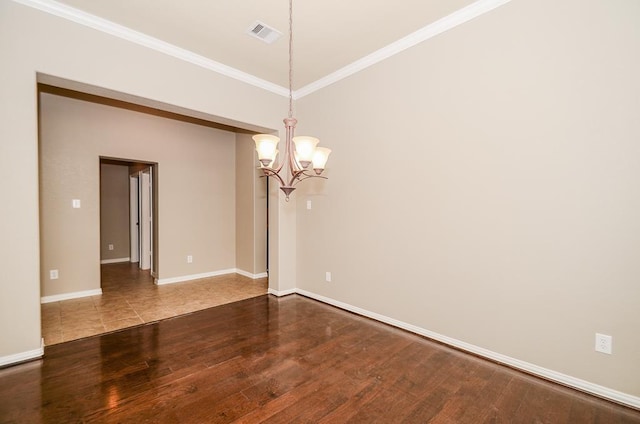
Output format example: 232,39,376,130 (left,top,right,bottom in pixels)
100,157,159,279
